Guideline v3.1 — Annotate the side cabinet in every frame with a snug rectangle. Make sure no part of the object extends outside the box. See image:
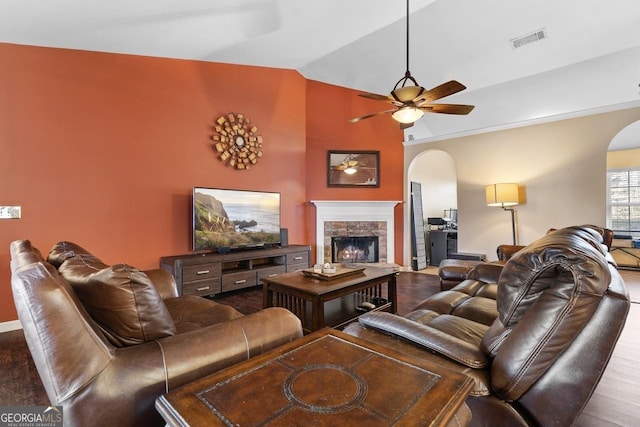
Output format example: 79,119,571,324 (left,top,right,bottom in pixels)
429,230,457,266
160,245,312,297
